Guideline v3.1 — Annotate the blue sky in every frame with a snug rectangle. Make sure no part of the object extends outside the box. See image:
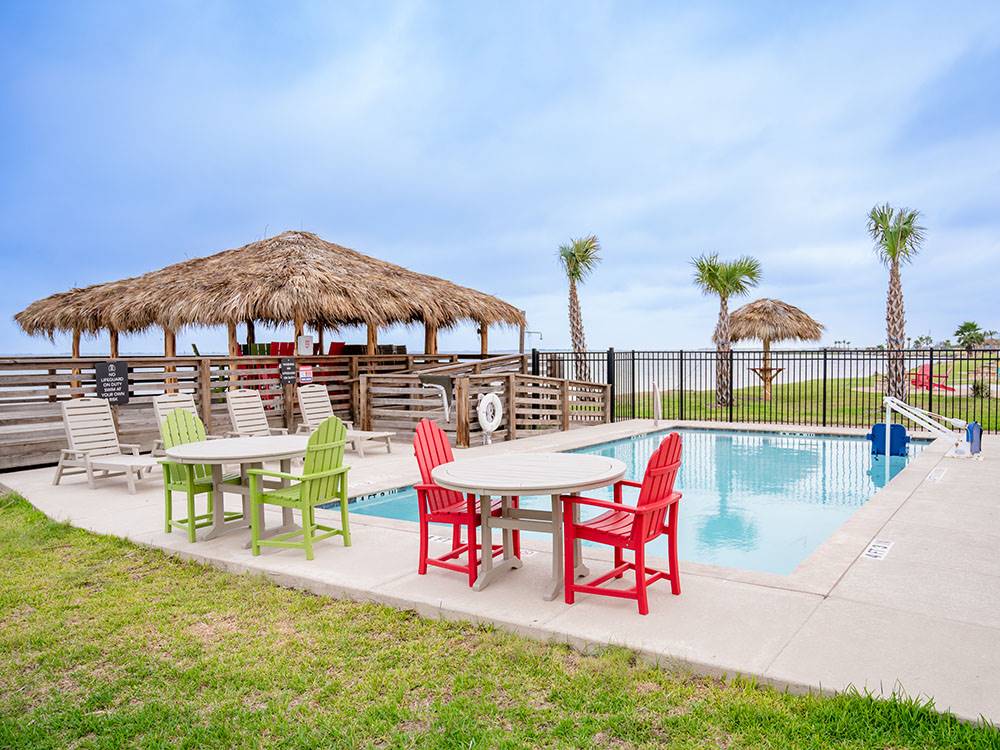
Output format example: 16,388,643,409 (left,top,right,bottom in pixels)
2,1,999,355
